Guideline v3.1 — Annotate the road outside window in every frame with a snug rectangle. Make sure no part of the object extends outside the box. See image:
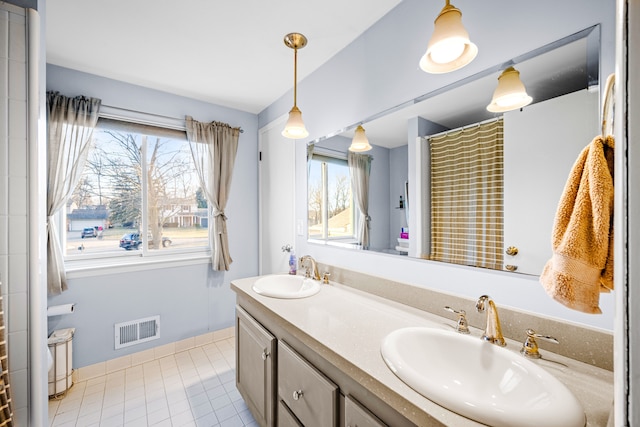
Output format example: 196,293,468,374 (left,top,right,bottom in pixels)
64,119,209,259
